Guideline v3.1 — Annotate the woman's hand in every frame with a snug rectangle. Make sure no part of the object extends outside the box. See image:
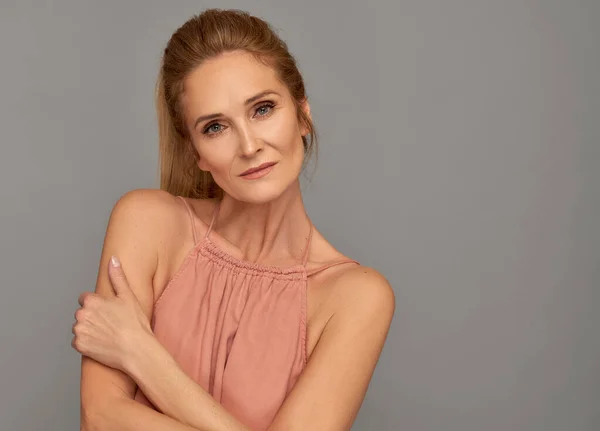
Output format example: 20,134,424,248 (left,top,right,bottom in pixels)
71,255,153,373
